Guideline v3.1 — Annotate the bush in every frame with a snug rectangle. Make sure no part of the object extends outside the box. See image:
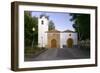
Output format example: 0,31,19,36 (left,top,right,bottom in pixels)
79,39,90,49
24,46,47,57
